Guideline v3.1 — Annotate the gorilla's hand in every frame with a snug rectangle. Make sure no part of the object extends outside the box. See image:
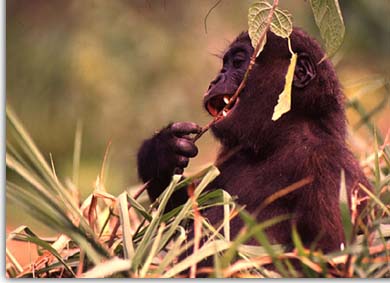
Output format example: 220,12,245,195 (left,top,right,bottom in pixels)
137,122,200,201
137,122,200,204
